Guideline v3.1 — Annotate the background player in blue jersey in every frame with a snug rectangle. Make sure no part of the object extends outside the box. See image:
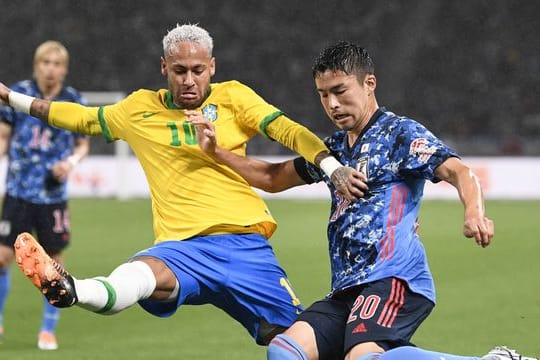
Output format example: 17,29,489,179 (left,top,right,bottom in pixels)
188,42,535,360
0,41,89,350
